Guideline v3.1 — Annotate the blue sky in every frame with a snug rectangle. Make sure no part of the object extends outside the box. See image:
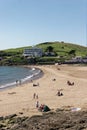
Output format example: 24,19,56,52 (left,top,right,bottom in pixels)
0,0,86,50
